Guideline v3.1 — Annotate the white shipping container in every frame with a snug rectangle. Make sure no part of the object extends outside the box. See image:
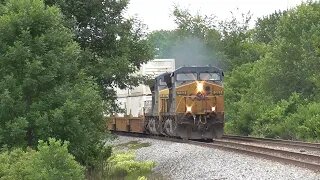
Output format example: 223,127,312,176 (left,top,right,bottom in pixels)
114,59,175,117
116,88,129,98
115,95,152,117
125,96,152,117
129,59,175,96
